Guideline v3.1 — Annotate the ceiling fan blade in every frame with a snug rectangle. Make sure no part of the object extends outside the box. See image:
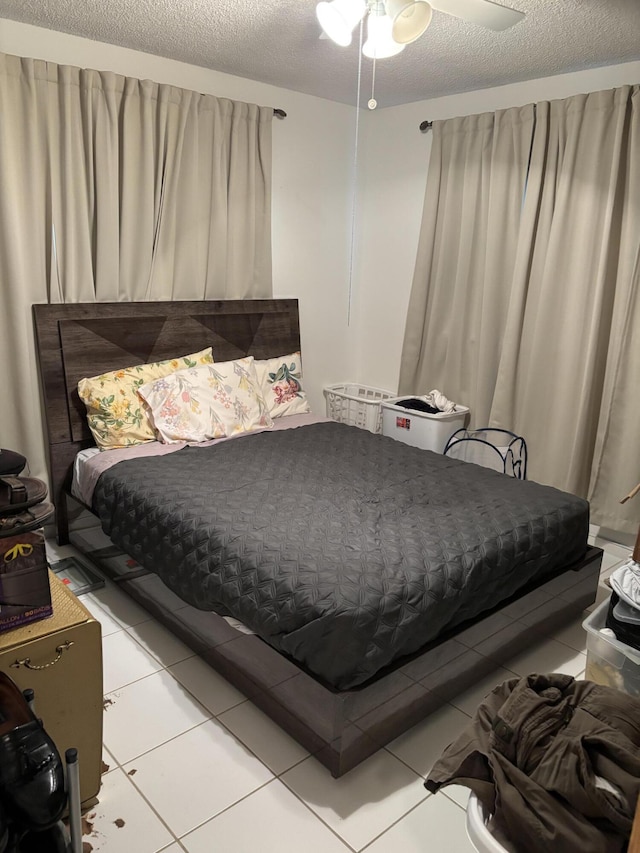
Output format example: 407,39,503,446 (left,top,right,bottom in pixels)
429,0,525,31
